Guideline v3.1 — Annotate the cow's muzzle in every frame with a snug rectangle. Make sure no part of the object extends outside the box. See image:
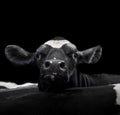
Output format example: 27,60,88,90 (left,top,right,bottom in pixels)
44,59,66,72
39,59,69,92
